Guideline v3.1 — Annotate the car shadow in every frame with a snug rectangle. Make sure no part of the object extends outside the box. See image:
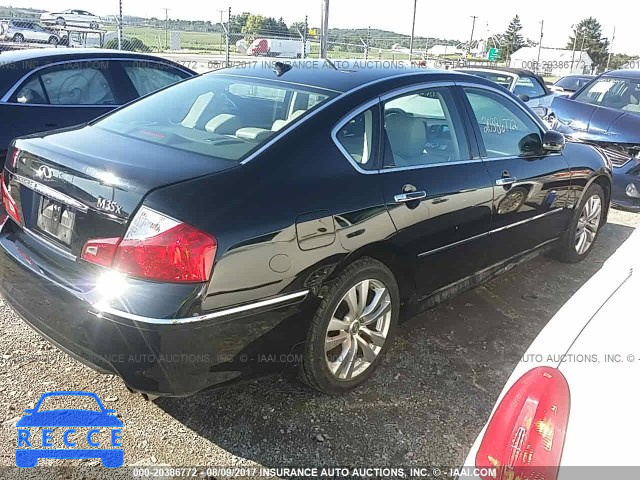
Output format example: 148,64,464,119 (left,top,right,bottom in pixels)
155,221,635,468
